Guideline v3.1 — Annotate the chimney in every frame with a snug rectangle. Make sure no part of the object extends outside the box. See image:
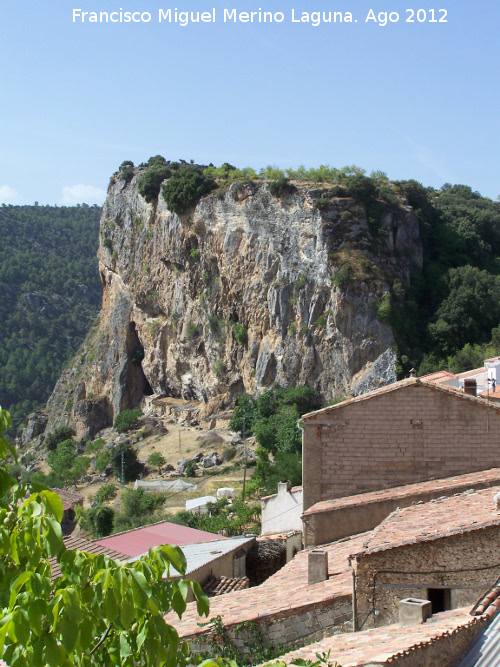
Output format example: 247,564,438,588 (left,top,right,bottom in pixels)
399,598,432,625
409,368,417,378
278,480,292,495
308,550,328,584
464,378,477,397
